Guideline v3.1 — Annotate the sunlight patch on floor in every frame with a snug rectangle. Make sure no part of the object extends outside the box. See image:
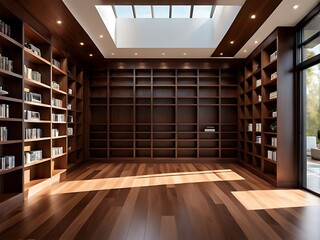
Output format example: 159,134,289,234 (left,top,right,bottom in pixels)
232,189,320,210
52,169,244,194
